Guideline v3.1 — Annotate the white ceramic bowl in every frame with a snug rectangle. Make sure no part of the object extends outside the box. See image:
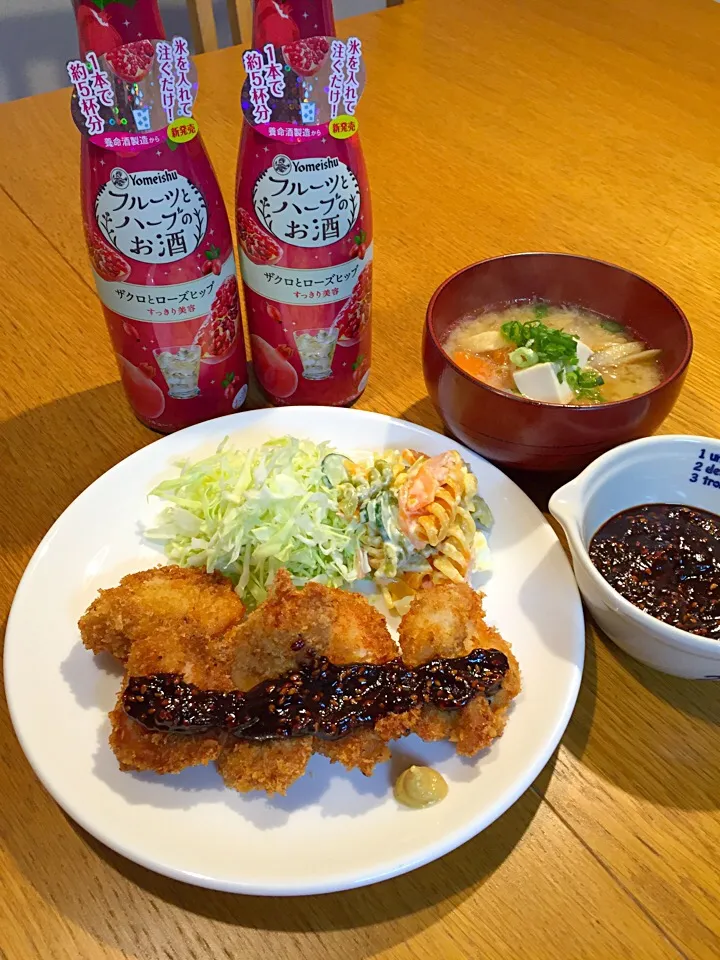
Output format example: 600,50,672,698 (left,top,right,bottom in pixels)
549,435,720,679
